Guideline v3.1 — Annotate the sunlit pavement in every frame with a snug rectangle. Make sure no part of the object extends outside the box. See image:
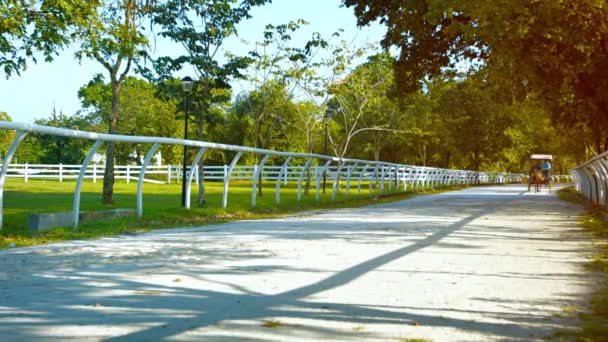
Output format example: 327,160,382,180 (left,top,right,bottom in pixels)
0,184,595,341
